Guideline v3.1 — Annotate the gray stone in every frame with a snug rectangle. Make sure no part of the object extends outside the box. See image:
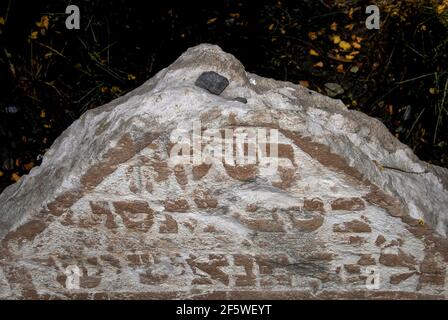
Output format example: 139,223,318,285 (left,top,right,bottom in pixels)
195,71,229,95
324,82,344,97
0,44,447,299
